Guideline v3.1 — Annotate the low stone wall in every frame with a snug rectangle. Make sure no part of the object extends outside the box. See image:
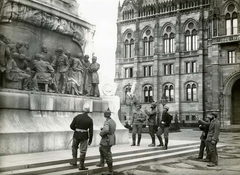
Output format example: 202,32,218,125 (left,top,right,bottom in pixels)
0,90,129,155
